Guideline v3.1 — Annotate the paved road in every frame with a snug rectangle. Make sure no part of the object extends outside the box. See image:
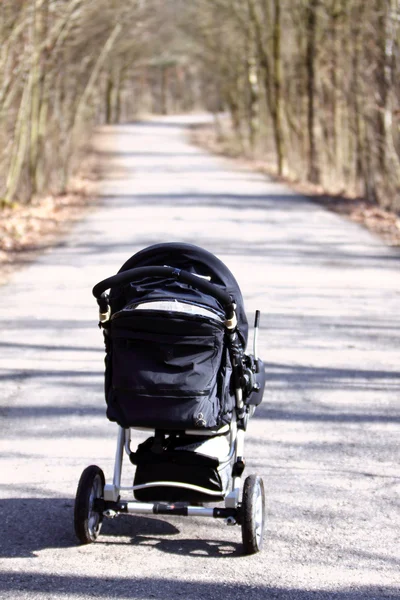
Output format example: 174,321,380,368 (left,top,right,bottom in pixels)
1,116,399,599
